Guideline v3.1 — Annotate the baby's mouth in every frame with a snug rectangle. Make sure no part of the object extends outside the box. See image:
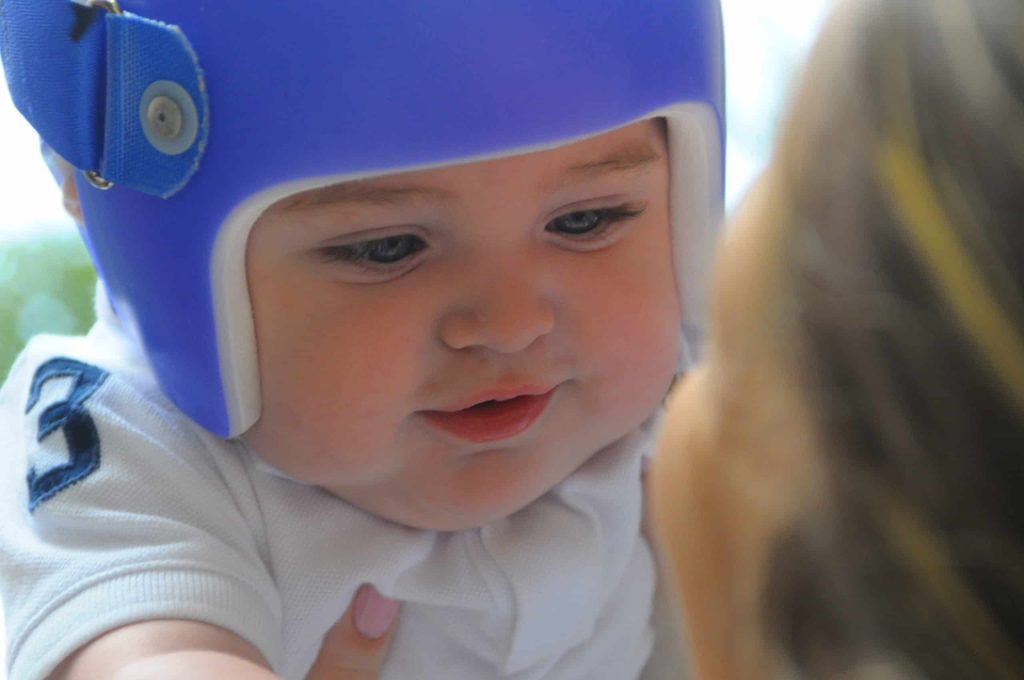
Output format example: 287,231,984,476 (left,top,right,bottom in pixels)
420,390,556,443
